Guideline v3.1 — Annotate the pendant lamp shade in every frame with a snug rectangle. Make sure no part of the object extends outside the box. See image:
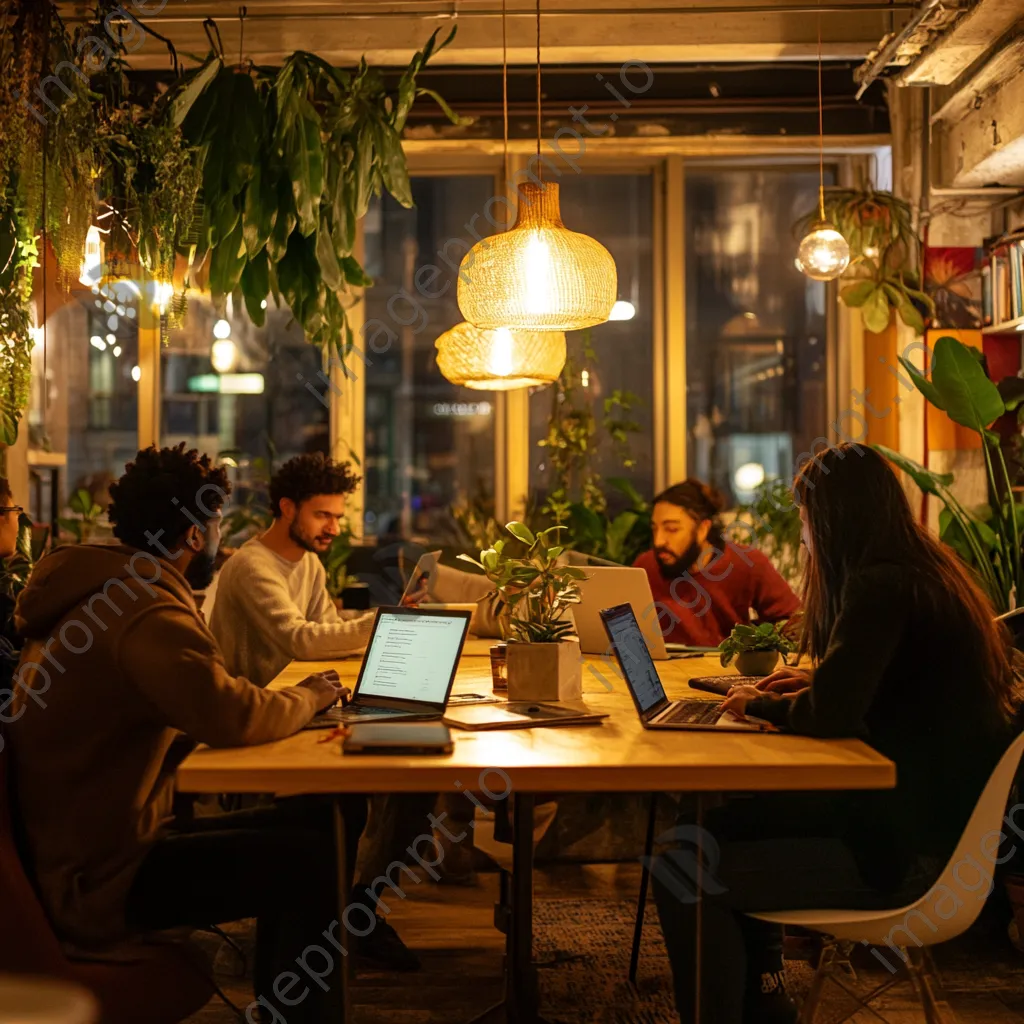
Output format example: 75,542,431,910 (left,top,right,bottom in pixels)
457,182,617,332
435,322,566,391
